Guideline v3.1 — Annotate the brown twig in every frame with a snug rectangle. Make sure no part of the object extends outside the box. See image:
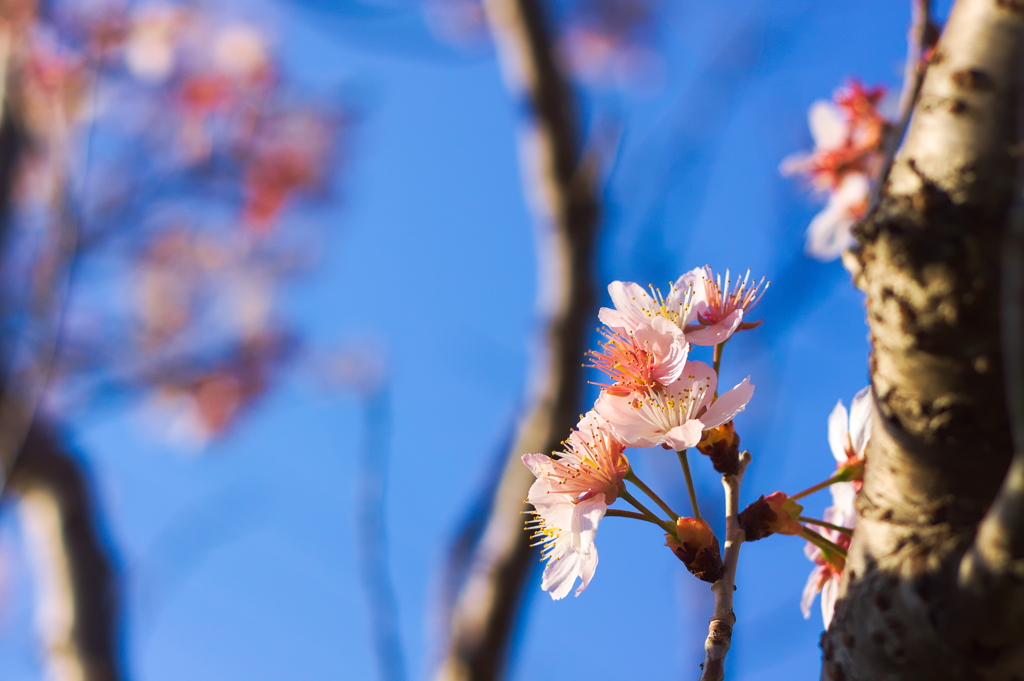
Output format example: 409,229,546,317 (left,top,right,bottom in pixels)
434,1,598,680
868,0,933,209
8,425,121,681
699,450,750,681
